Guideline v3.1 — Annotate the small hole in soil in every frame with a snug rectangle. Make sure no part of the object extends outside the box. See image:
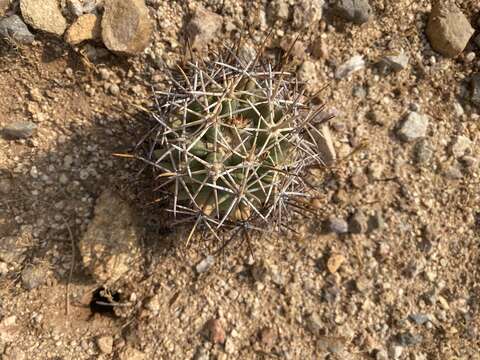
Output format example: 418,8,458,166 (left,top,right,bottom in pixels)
89,287,121,316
